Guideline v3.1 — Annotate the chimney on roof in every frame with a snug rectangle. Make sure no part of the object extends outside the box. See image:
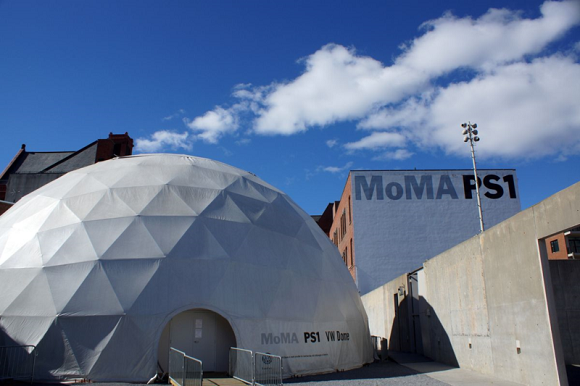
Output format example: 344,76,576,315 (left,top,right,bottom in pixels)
21,144,26,150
